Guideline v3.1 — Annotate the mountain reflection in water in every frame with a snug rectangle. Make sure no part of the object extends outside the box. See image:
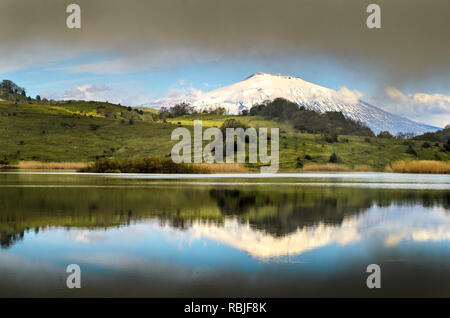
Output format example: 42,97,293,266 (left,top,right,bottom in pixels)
1,179,449,252
0,173,449,297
